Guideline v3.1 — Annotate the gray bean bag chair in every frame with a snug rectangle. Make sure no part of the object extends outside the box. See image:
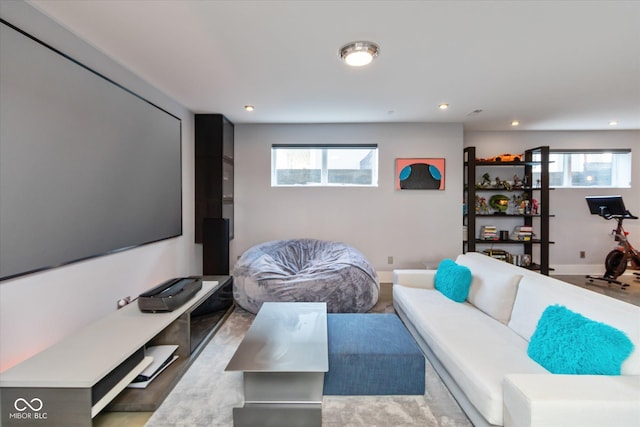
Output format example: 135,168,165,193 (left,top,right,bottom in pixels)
233,239,379,314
